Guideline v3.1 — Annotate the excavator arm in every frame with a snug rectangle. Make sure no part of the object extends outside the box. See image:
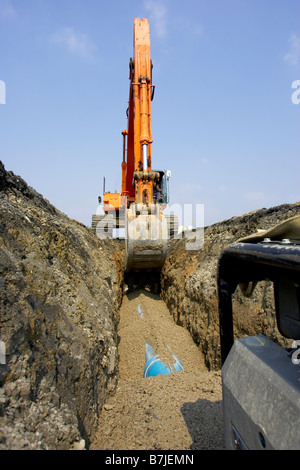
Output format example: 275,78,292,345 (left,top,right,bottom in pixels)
123,18,168,271
123,18,156,206
92,18,178,271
